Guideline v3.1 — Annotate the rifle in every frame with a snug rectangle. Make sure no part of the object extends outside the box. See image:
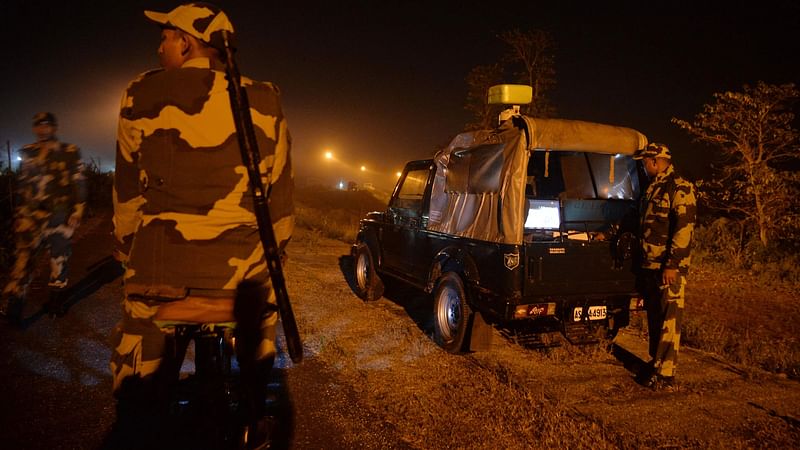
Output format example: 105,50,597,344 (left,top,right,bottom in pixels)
221,30,303,364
